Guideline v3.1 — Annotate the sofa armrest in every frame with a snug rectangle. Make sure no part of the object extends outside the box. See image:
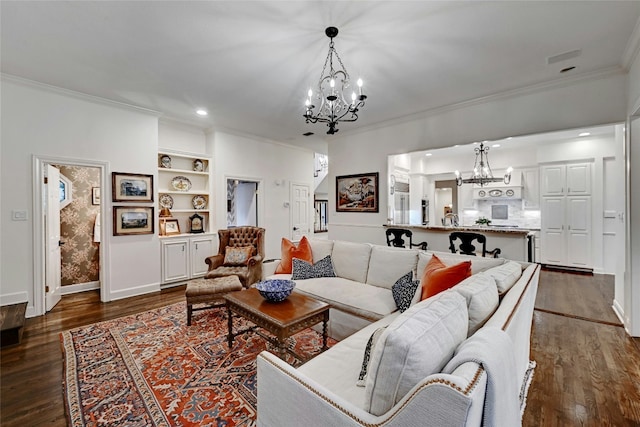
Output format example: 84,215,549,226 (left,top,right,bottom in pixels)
257,351,485,427
247,254,263,268
261,259,281,279
205,254,224,270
